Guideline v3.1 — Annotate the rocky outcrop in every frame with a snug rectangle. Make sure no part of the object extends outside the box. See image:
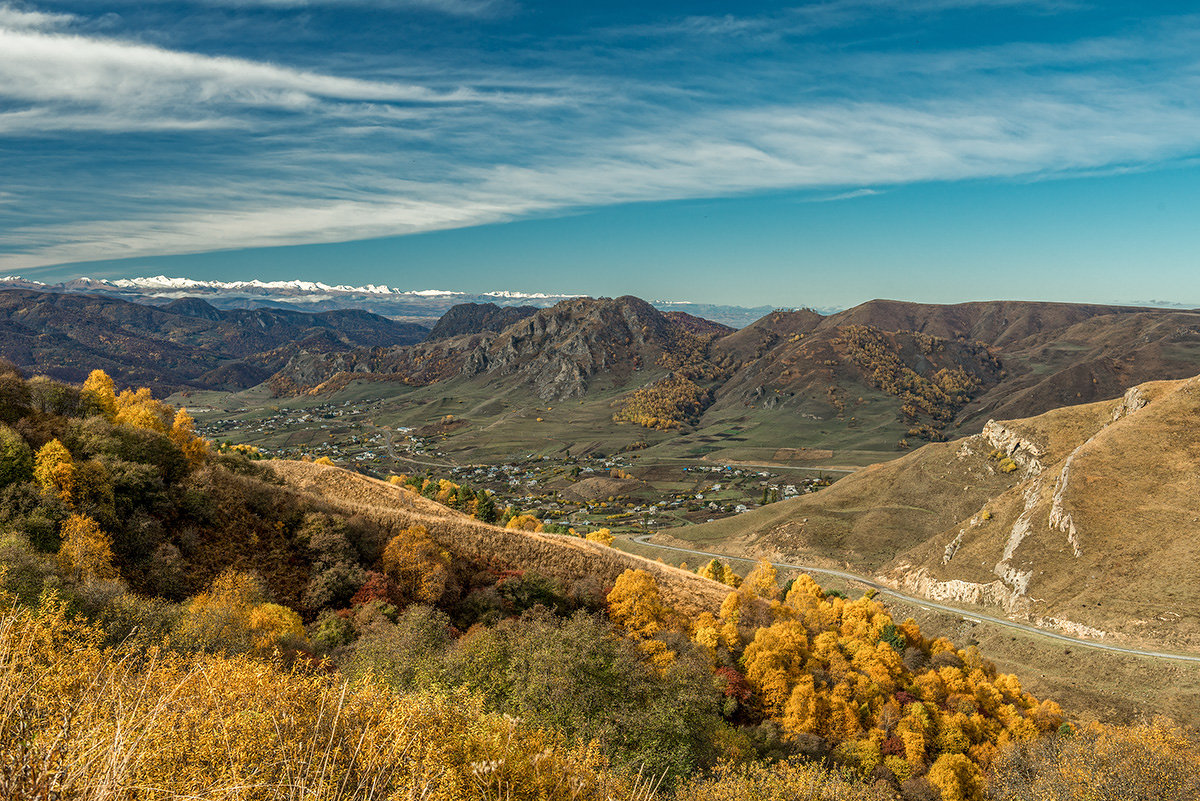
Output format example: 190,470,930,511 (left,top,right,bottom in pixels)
981,420,1046,474
1111,384,1151,421
893,567,1032,616
267,295,719,400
